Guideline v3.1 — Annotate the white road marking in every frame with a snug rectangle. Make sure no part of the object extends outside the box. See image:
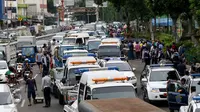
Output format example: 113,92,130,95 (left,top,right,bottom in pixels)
34,74,38,79
21,99,25,107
